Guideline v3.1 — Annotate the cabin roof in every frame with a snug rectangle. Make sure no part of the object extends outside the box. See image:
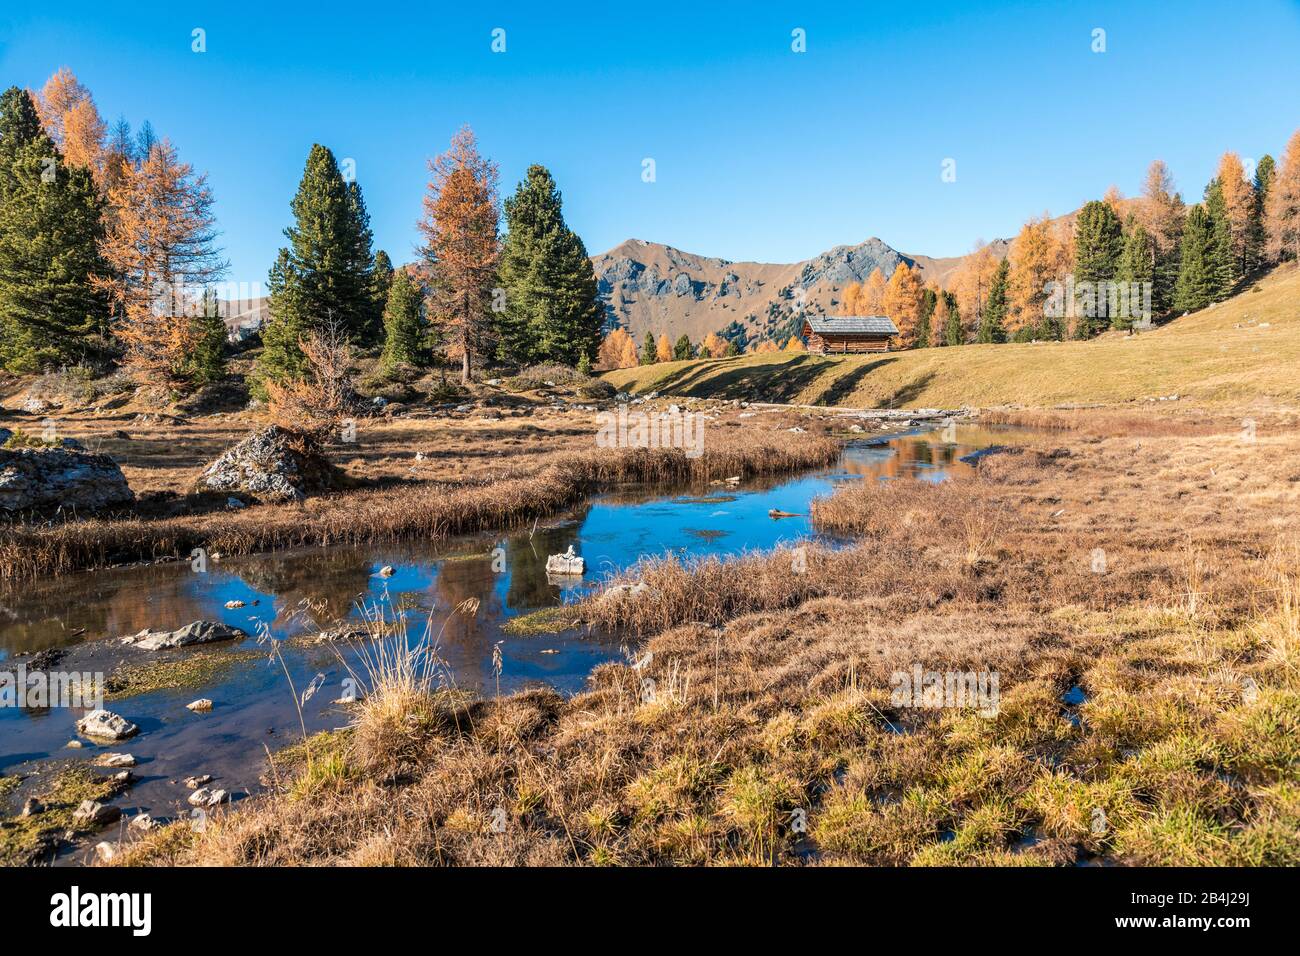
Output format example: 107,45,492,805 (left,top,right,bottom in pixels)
803,315,899,336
